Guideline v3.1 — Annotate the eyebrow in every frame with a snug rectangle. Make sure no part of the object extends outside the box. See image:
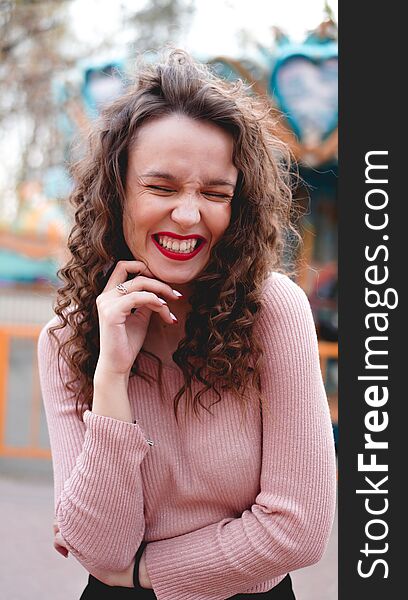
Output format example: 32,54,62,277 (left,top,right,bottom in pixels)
140,170,236,189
